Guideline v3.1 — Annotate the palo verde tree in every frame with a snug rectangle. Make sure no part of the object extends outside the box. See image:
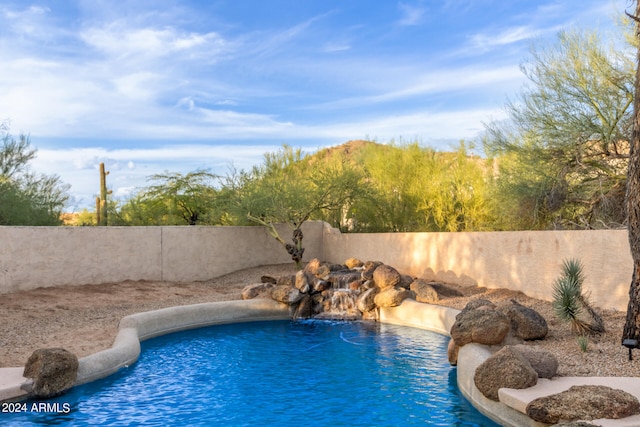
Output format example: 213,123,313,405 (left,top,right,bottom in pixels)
224,145,363,268
484,28,635,229
350,140,496,232
118,170,219,225
0,123,70,225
